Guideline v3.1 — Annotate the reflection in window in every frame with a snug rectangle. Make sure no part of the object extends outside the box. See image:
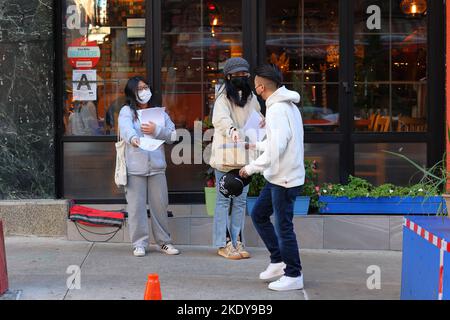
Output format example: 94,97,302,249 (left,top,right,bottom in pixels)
161,0,243,192
266,0,339,133
161,0,243,131
63,0,146,136
355,143,427,186
354,0,427,133
305,144,340,184
64,142,124,199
